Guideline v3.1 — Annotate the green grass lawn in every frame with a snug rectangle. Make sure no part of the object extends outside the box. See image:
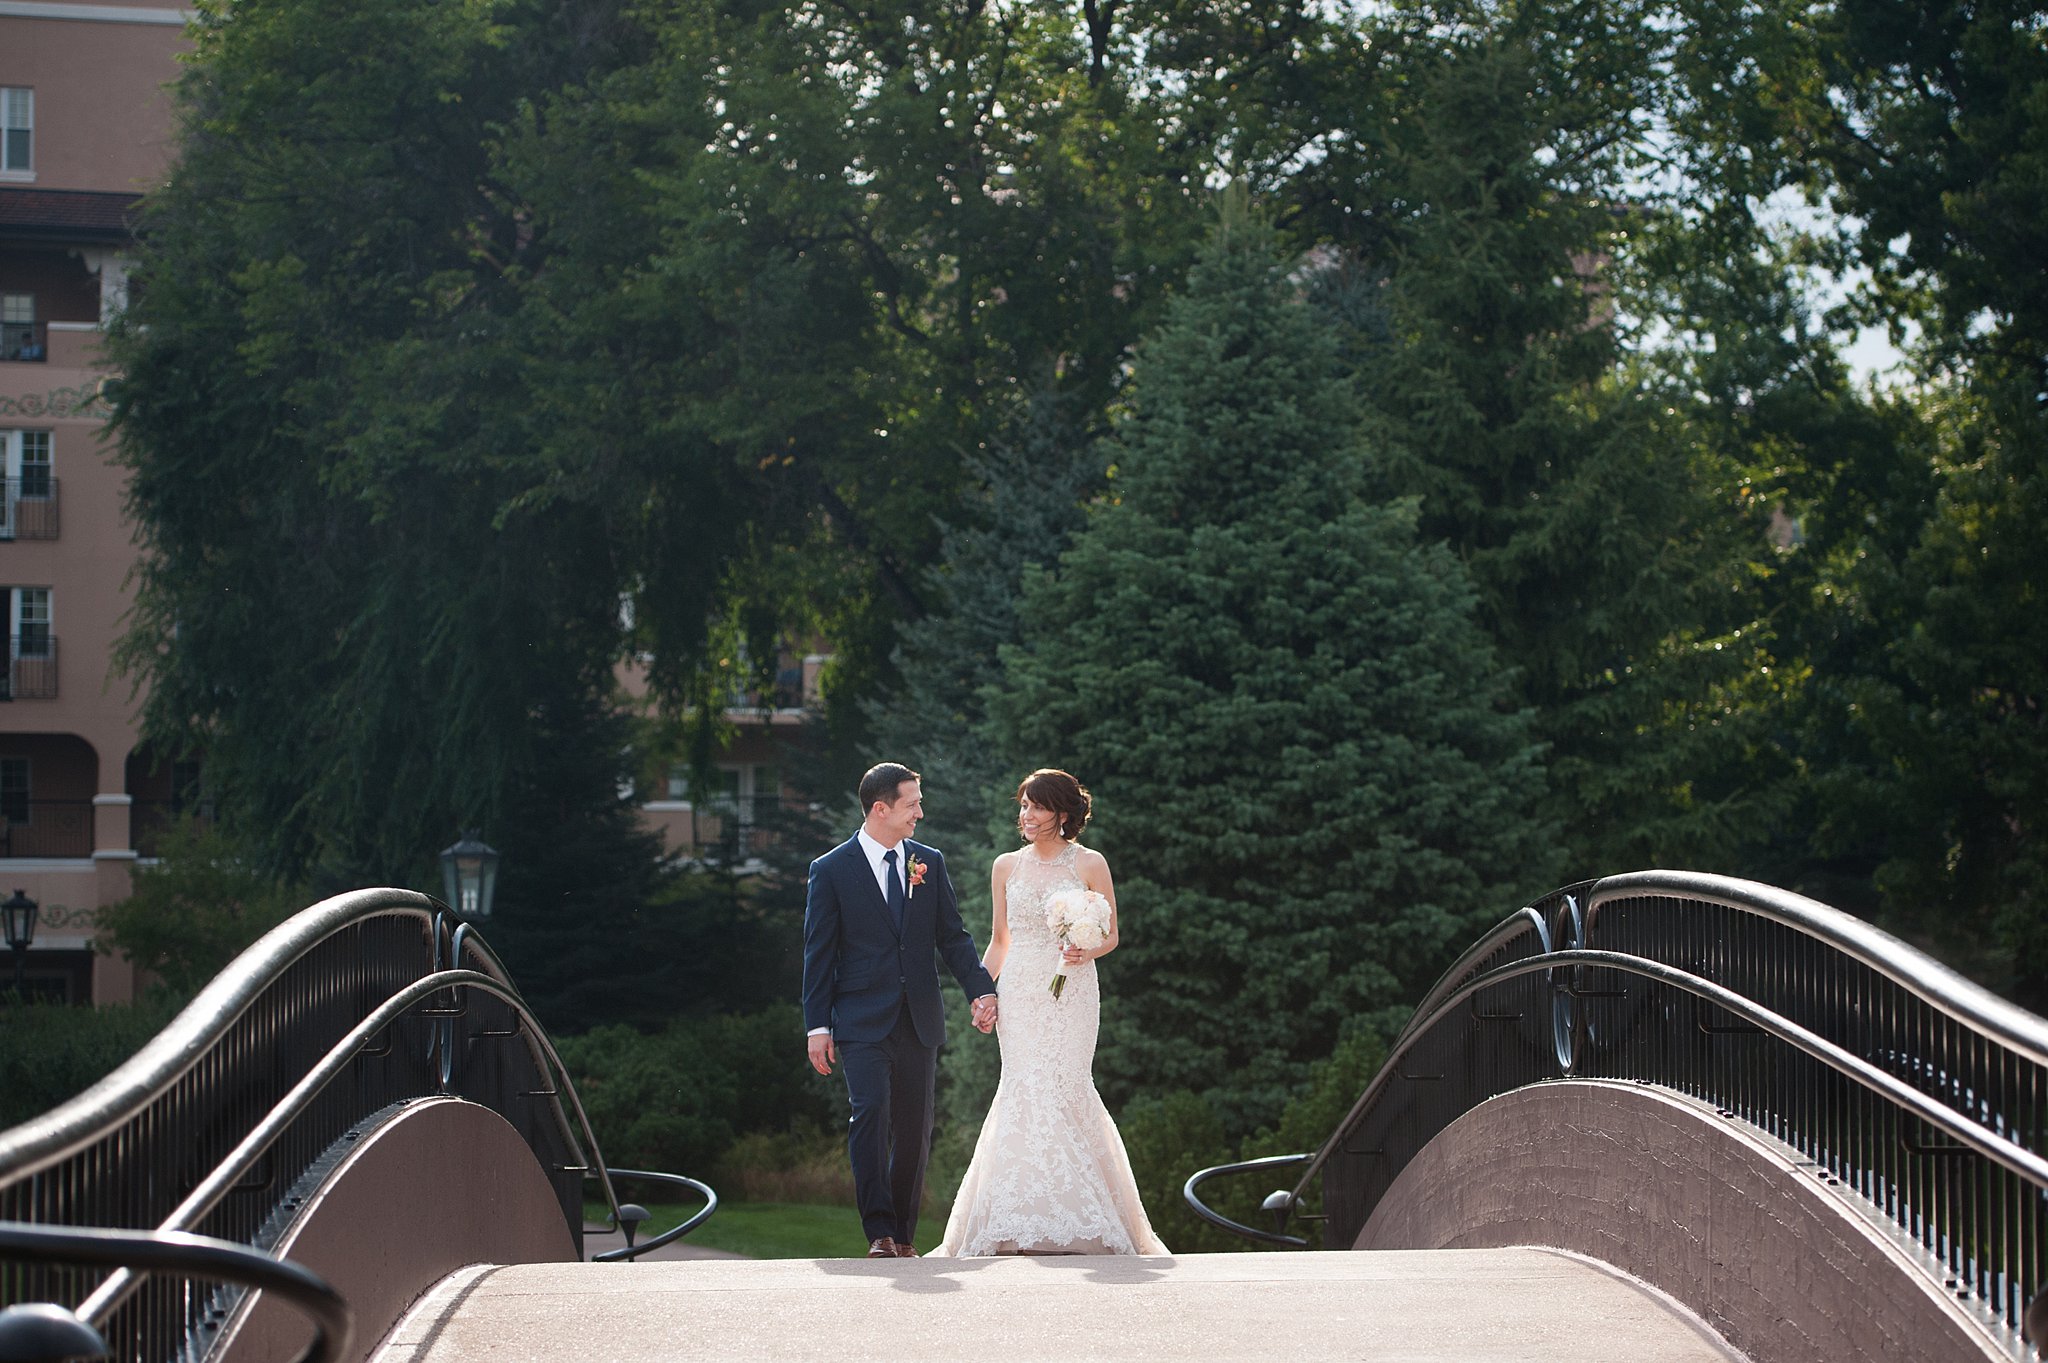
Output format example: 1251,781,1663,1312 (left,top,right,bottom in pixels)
586,1201,948,1259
